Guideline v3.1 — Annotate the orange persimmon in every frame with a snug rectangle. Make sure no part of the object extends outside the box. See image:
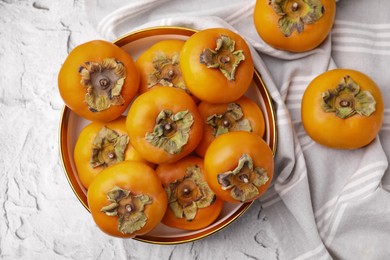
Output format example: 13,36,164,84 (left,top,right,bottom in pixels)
74,116,152,189
58,40,140,122
204,132,274,204
126,87,203,164
156,156,224,230
180,28,254,103
195,96,265,157
301,69,384,149
87,161,167,238
253,0,336,52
